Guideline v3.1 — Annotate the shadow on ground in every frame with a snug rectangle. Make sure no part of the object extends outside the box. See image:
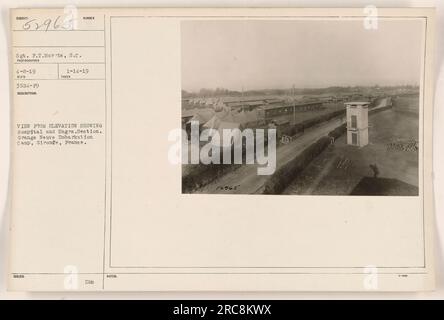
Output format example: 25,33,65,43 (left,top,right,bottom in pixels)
350,177,418,196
